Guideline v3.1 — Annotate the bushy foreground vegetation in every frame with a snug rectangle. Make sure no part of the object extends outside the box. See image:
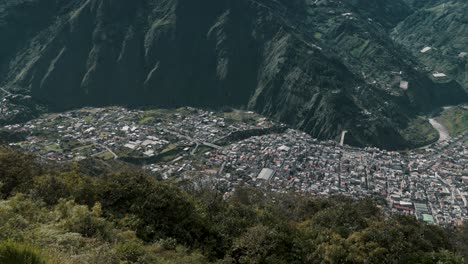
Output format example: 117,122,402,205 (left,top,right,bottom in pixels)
0,146,465,263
